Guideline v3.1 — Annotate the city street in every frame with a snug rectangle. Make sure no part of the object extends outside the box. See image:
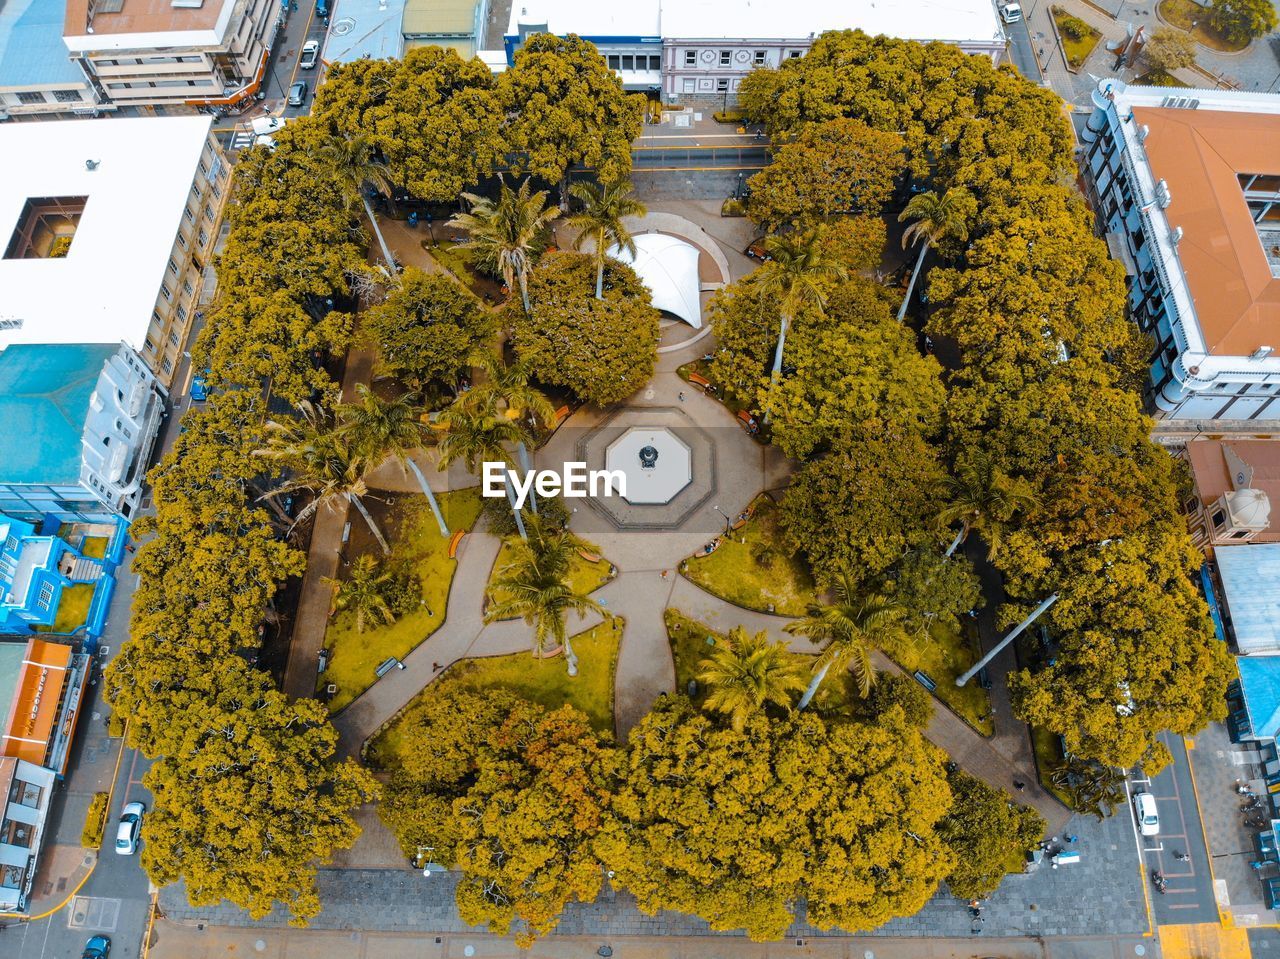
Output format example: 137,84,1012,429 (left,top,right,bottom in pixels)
5,578,153,959
1003,12,1043,82
1131,732,1218,926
